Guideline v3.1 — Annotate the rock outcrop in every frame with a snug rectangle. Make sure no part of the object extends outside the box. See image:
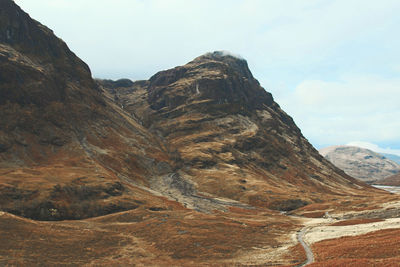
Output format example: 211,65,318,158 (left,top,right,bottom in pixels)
319,146,400,184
